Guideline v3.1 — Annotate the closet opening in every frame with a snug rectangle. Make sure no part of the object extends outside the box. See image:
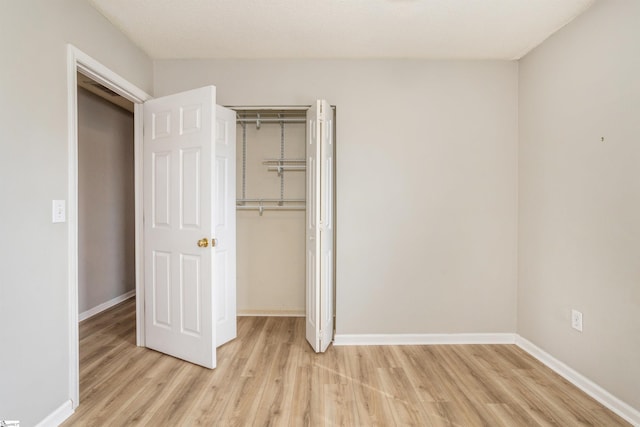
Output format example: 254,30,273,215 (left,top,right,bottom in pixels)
233,108,309,318
231,105,336,350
